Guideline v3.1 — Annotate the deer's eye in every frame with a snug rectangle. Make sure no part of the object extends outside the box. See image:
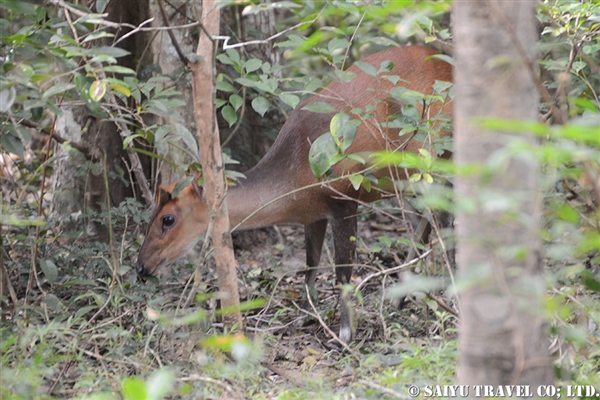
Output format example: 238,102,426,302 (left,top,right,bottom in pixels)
162,215,175,229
